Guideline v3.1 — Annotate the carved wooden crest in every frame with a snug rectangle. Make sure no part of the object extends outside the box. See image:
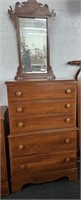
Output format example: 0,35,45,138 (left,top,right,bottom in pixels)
8,0,56,28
